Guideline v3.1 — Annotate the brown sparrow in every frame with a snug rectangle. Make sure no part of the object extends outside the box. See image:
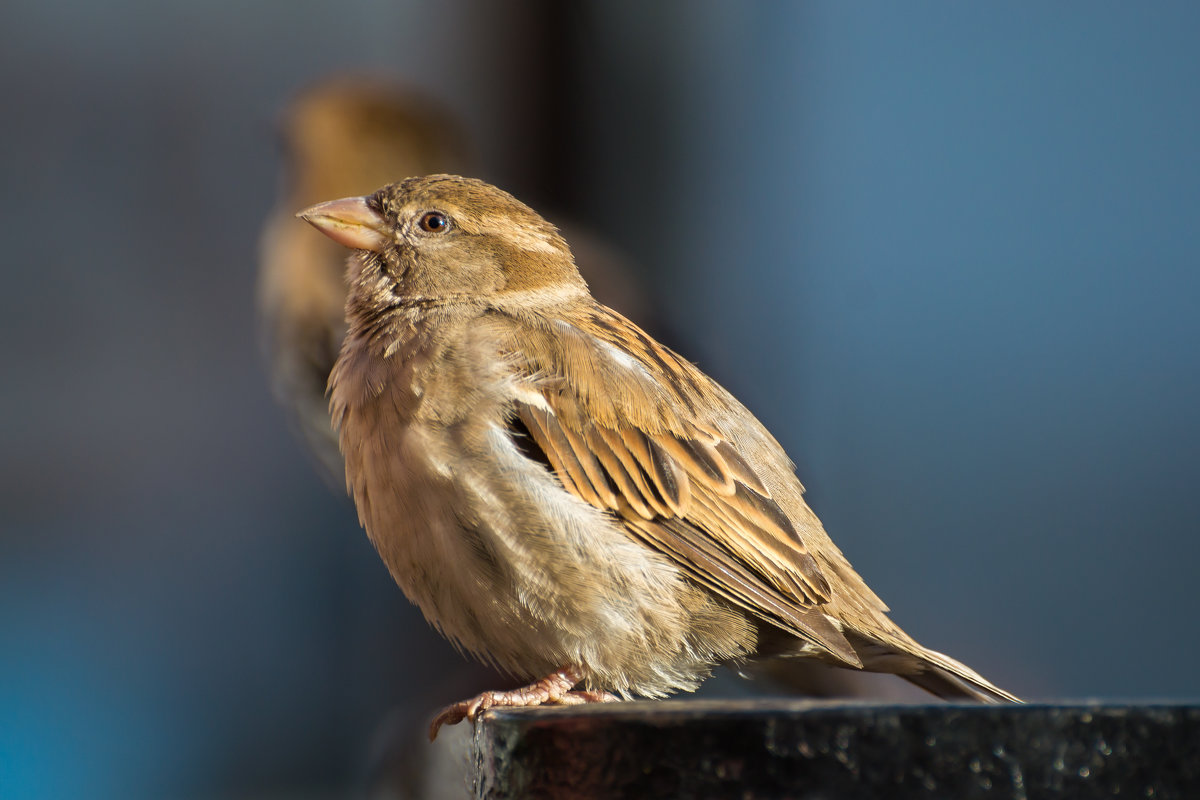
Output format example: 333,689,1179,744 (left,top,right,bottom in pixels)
298,175,1020,739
